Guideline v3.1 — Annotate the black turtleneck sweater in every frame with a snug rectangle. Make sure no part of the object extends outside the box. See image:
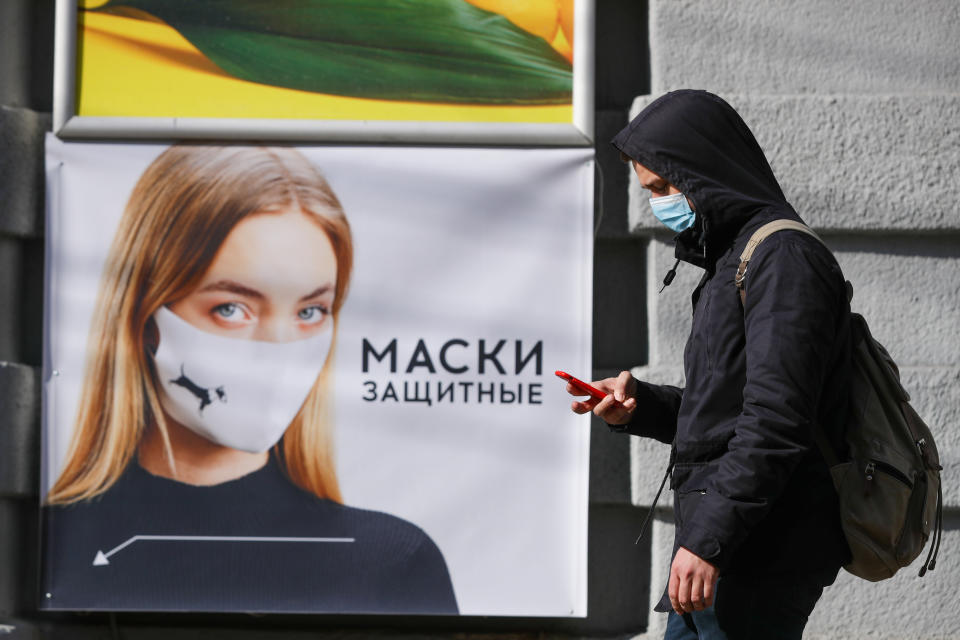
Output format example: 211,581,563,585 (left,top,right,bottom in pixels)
42,456,458,614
